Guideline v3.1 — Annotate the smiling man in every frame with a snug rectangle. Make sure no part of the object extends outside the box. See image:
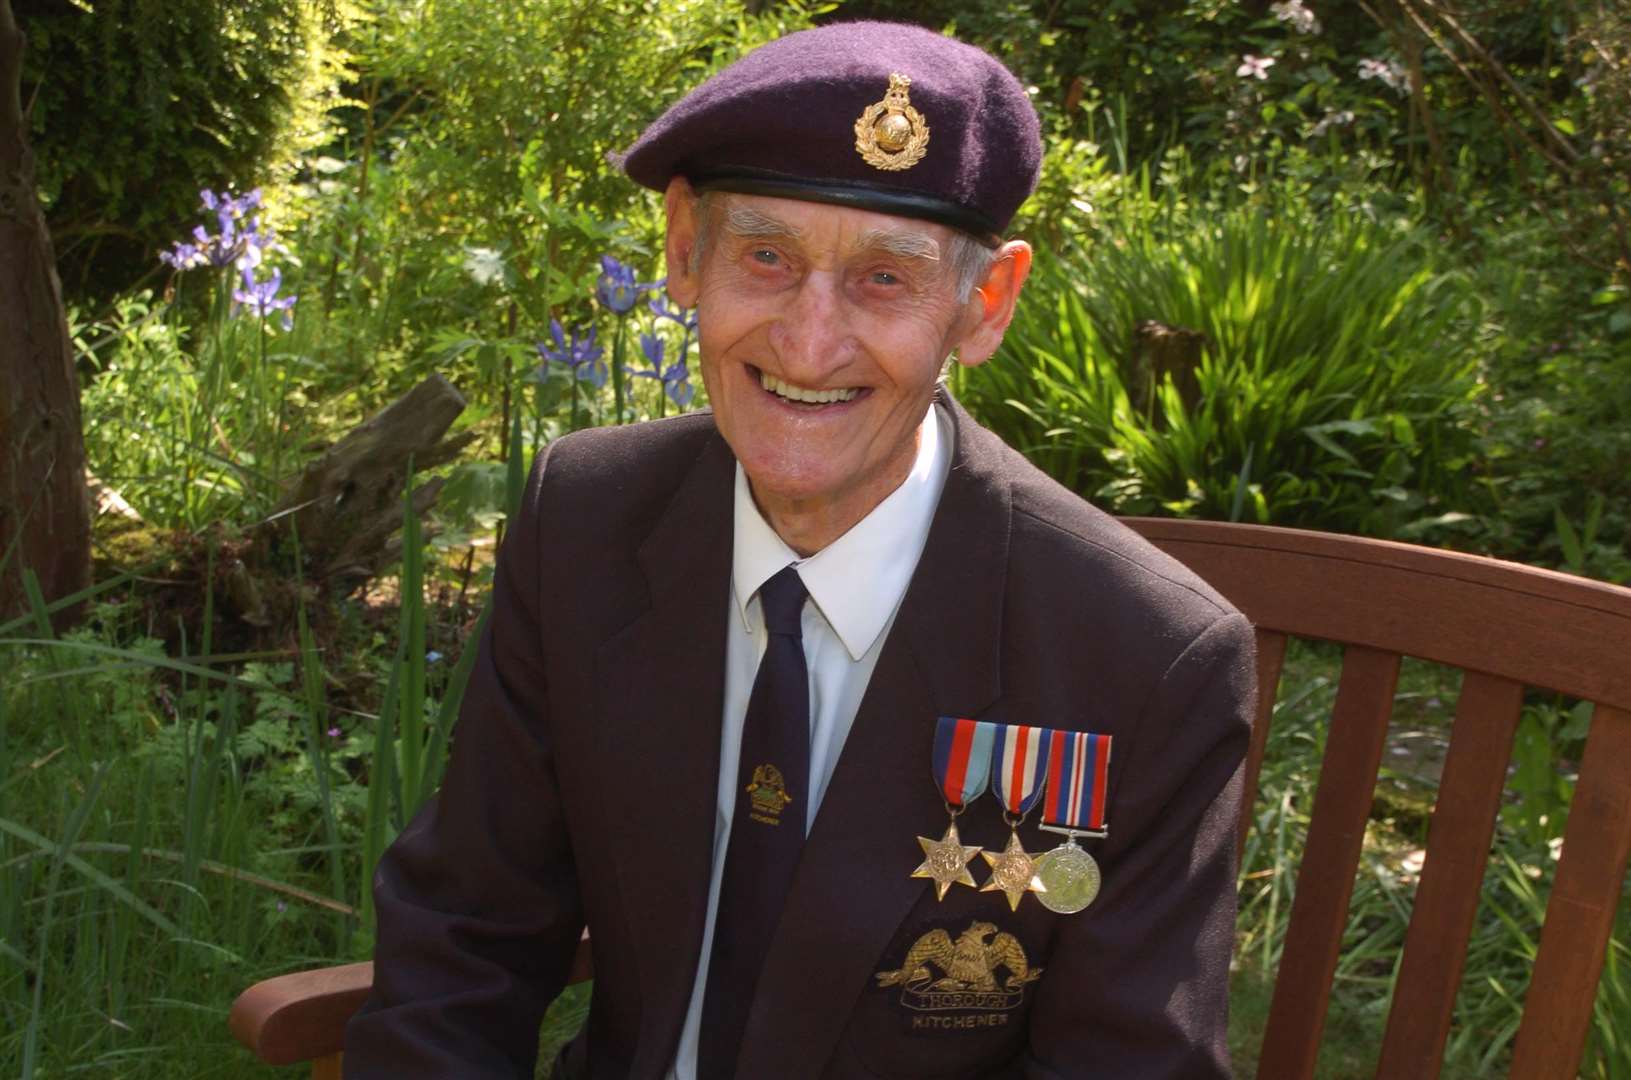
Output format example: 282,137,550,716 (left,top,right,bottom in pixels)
347,21,1254,1080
